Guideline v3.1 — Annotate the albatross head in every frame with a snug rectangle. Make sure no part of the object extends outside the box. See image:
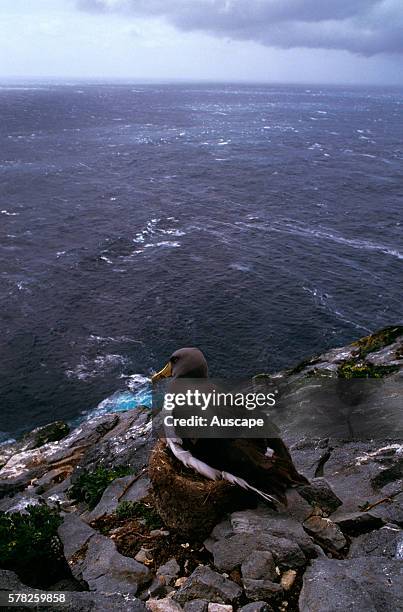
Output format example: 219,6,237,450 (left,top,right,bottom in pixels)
152,347,208,382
